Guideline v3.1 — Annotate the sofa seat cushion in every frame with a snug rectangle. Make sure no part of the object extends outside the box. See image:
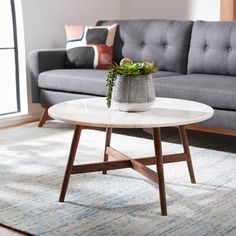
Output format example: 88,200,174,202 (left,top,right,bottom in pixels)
153,71,180,78
38,69,109,96
38,69,181,96
155,74,236,111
